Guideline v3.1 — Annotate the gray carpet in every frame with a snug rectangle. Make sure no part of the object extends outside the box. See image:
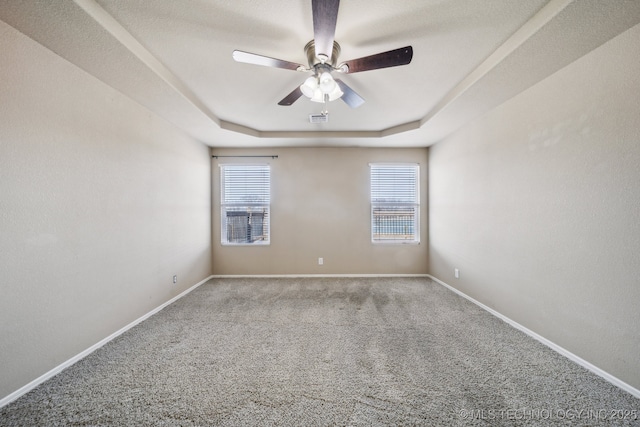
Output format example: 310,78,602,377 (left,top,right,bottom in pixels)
1,277,638,426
